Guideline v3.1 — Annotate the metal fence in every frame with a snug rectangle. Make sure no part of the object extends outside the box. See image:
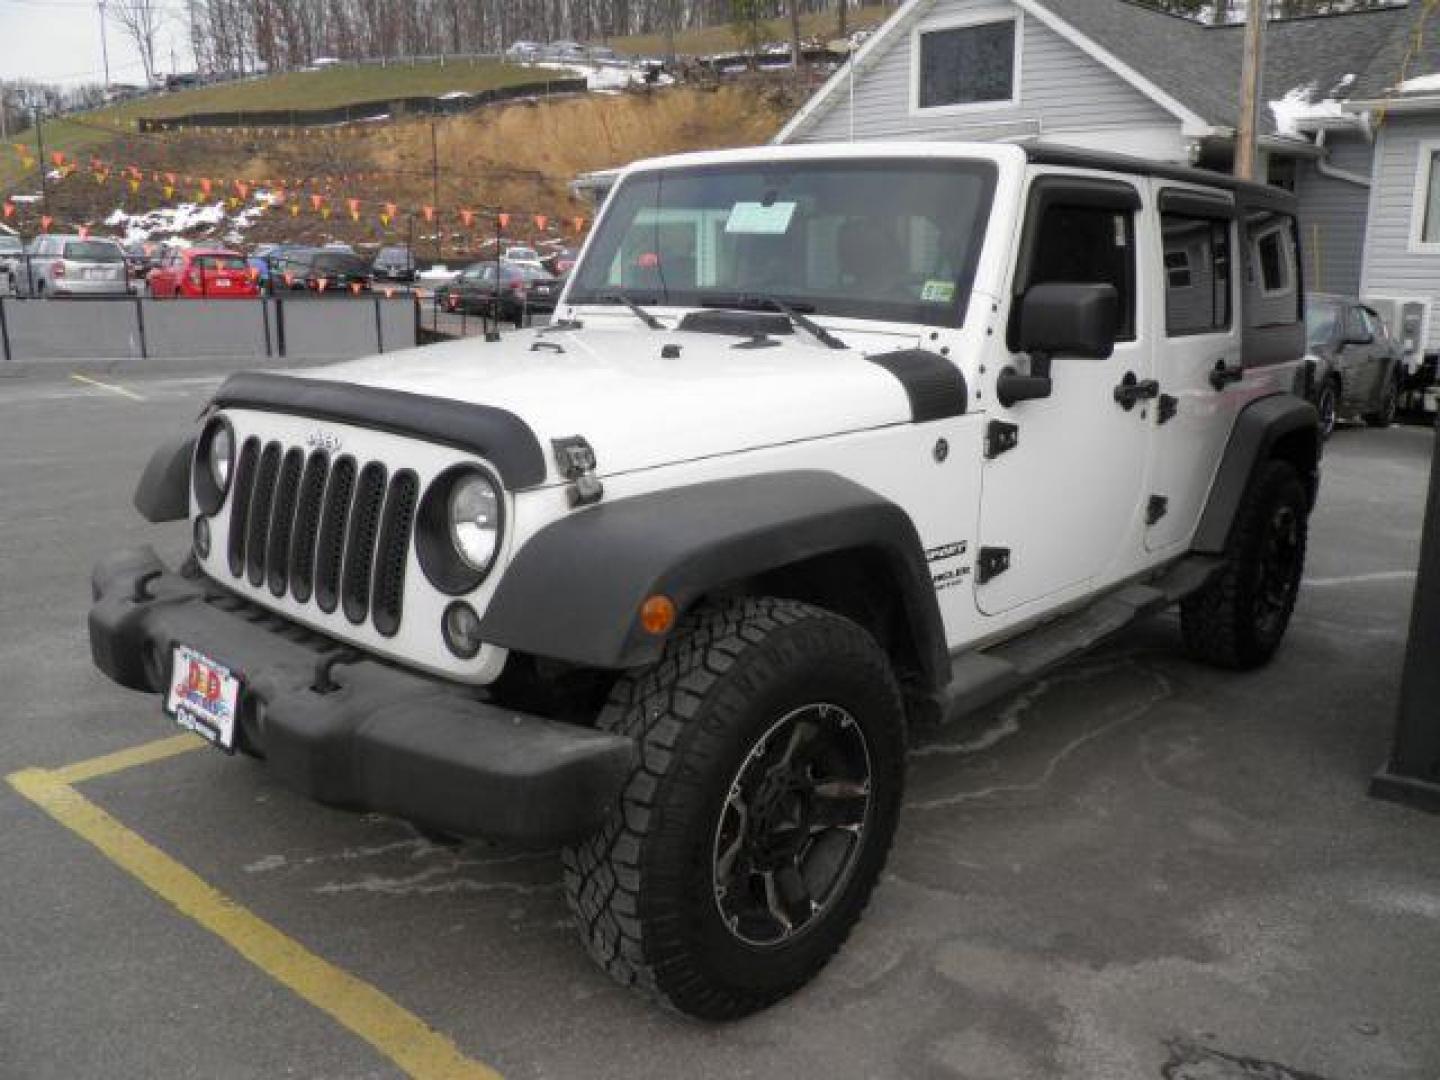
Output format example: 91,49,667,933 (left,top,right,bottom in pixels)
0,295,419,364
